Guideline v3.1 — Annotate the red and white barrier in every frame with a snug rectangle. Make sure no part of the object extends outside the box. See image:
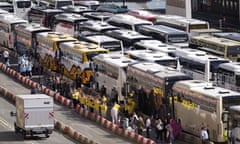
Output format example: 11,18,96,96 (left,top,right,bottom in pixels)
0,63,156,144
54,120,98,144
